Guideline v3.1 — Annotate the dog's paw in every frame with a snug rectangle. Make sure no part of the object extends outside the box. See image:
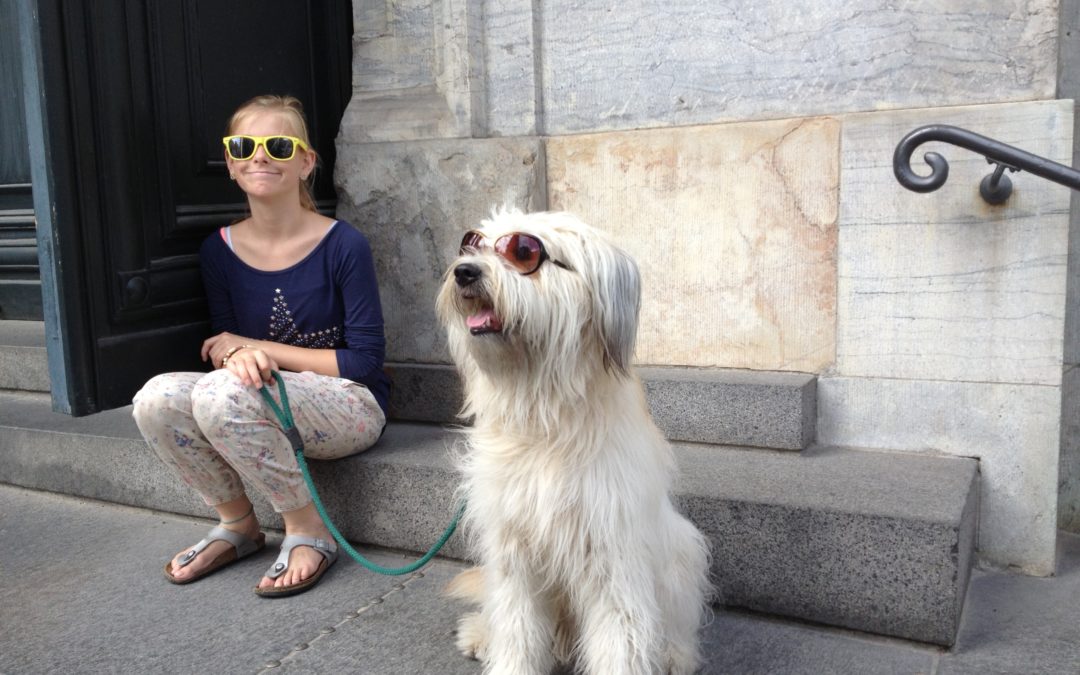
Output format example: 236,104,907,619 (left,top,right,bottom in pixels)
665,651,702,675
455,612,489,662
